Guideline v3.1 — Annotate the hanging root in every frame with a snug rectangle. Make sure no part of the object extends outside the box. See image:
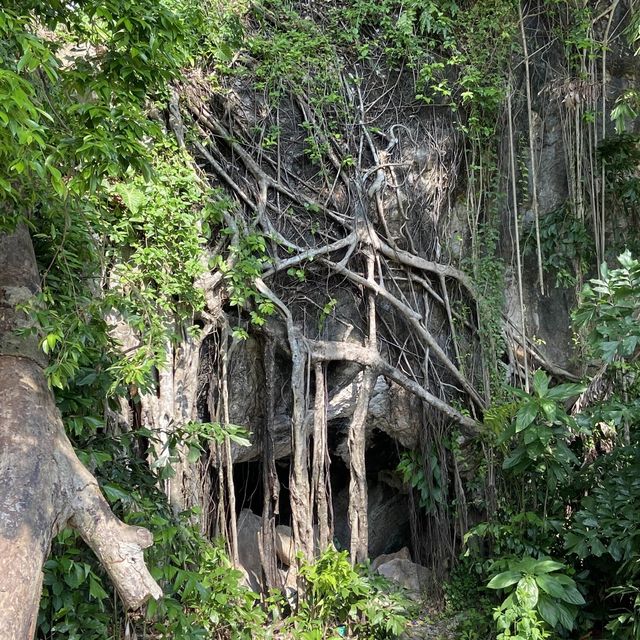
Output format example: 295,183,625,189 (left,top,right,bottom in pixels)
177,60,493,570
